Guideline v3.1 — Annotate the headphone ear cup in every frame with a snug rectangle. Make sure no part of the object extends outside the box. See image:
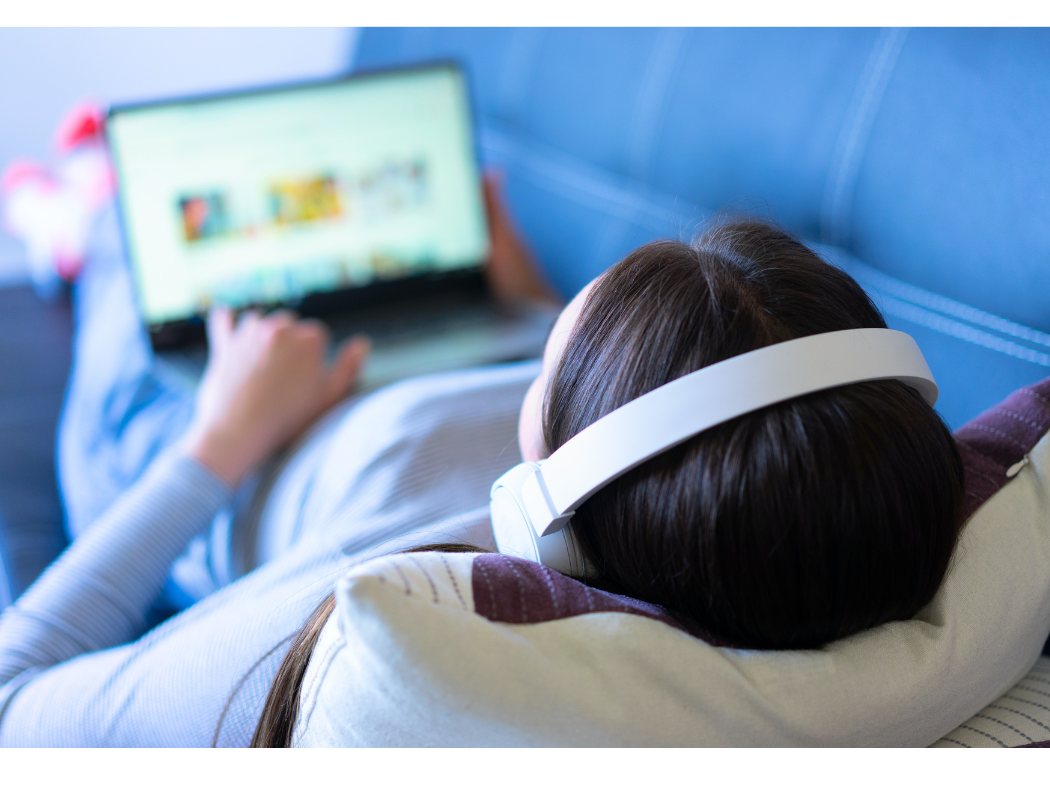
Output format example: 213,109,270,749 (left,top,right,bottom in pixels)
536,521,595,579
490,463,595,578
490,482,540,564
